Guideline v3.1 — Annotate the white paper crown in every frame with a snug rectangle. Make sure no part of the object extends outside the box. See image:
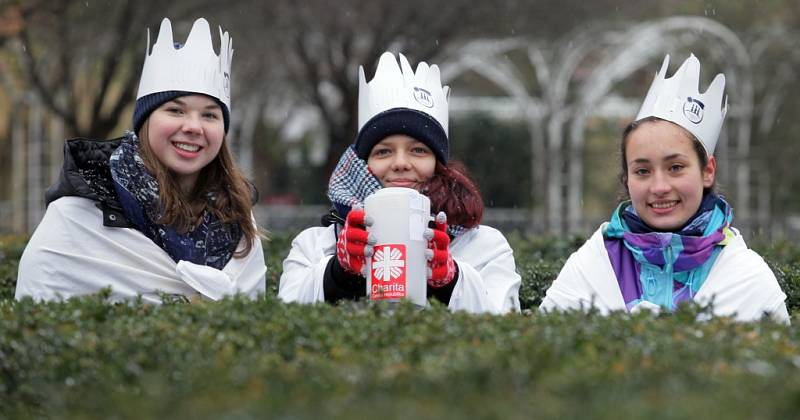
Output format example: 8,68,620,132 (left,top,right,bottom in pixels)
136,18,233,110
358,52,450,136
635,54,728,155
